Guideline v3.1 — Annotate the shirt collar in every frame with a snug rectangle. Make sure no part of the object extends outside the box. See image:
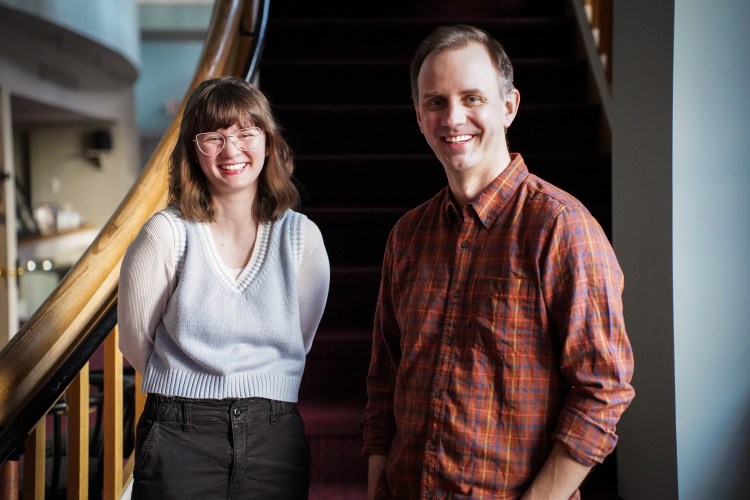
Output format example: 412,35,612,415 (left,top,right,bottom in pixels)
443,153,529,230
